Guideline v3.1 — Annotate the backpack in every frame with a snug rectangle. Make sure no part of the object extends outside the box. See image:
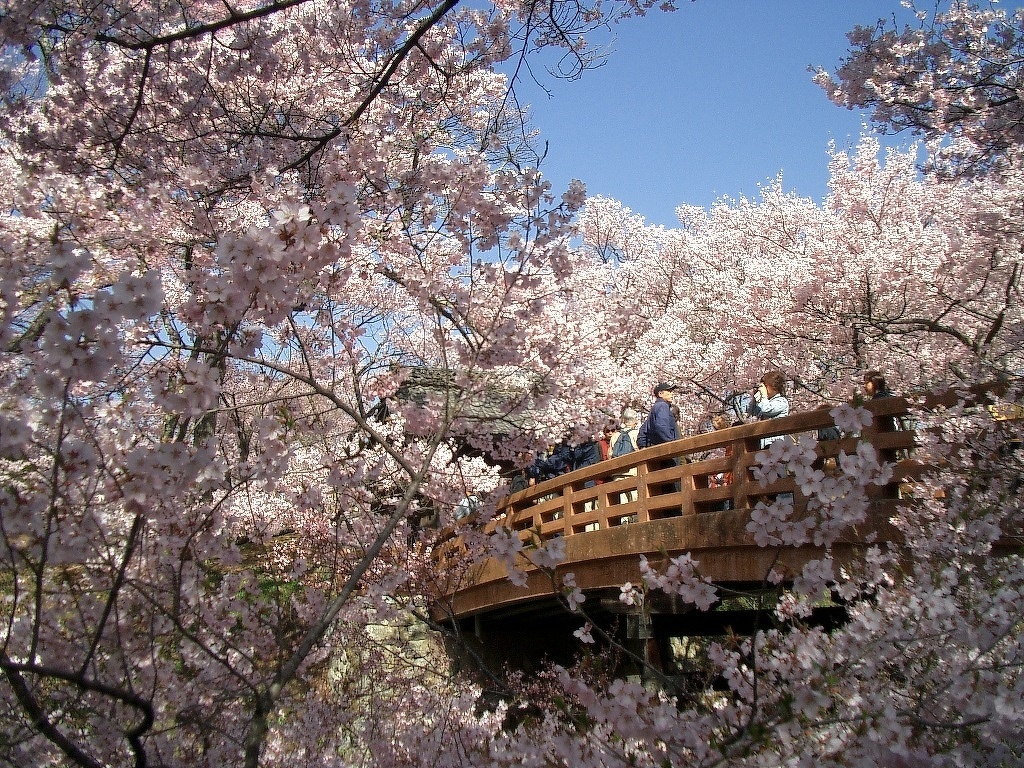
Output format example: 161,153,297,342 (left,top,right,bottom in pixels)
611,428,636,458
